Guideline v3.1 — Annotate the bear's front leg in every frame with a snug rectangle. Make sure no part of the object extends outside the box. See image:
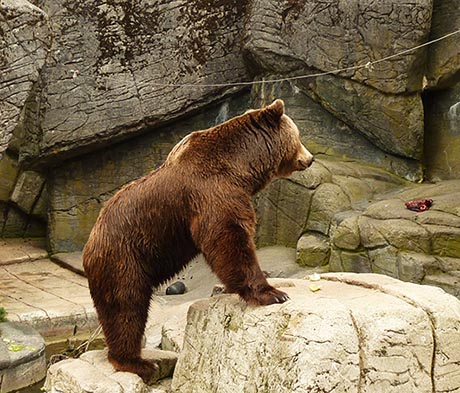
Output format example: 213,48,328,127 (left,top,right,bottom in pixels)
194,213,289,306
